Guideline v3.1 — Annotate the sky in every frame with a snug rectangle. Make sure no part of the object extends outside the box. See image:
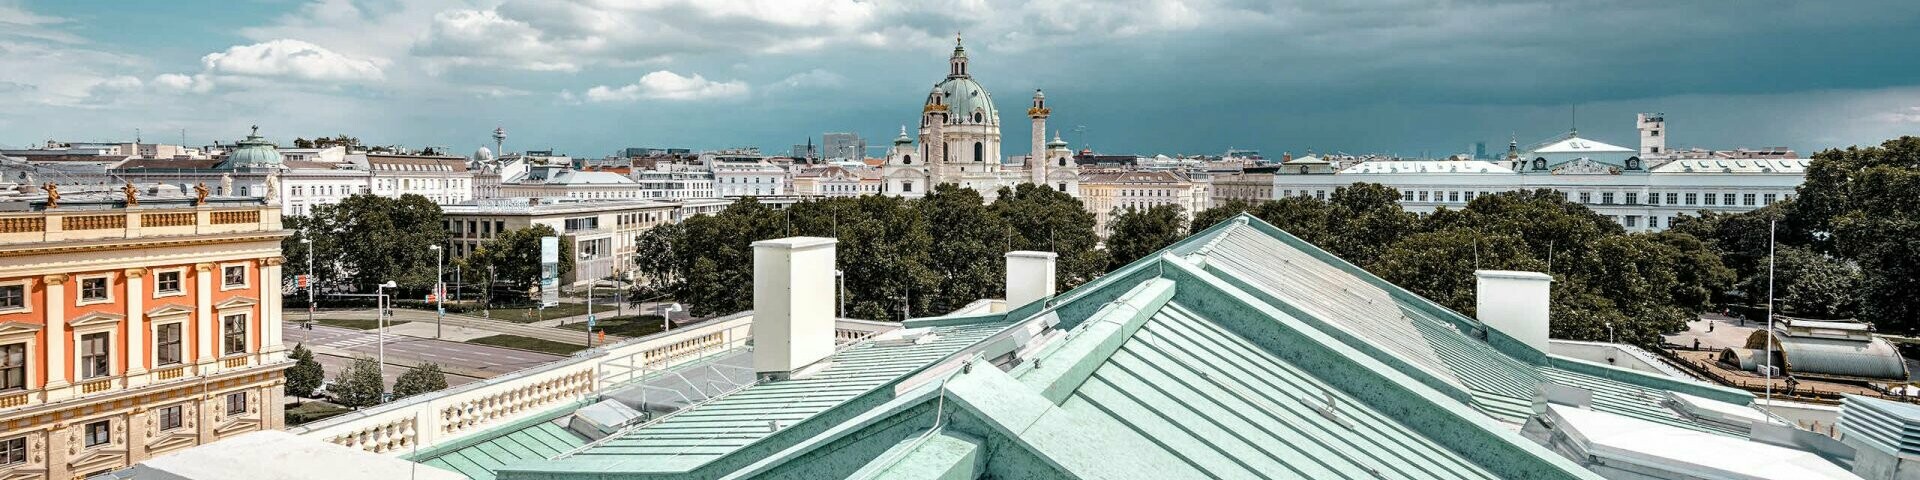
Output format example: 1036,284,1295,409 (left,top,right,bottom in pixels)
3,0,1919,159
